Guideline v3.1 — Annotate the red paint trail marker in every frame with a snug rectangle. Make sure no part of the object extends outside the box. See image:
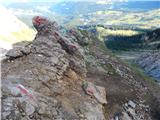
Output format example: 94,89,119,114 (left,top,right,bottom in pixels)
16,84,34,99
